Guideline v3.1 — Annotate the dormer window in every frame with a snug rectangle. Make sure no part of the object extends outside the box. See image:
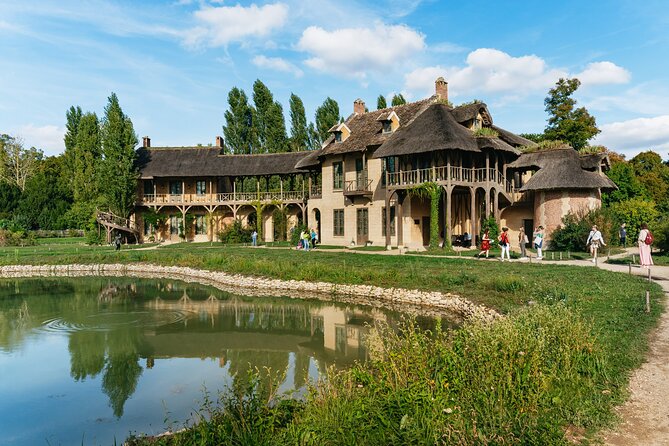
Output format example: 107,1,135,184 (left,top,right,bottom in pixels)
329,123,351,143
382,121,392,133
335,132,342,143
473,118,483,130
